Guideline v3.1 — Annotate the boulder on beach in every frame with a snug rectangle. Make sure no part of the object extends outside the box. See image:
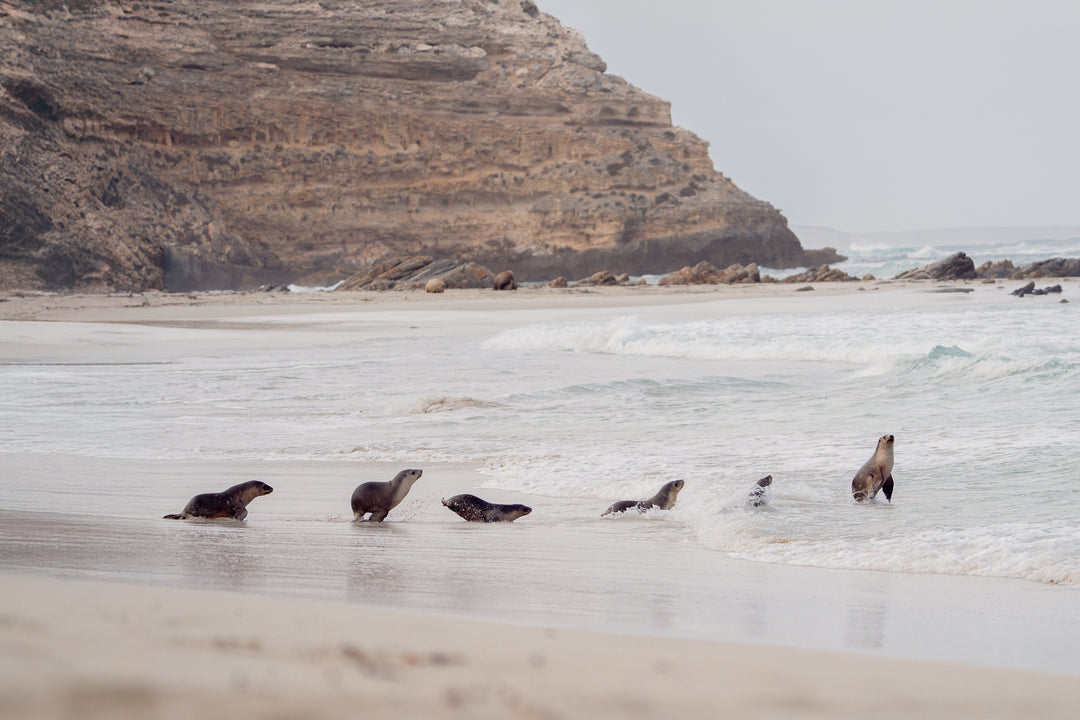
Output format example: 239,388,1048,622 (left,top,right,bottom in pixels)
573,271,620,287
337,256,496,291
658,261,760,285
894,252,976,281
782,266,859,283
